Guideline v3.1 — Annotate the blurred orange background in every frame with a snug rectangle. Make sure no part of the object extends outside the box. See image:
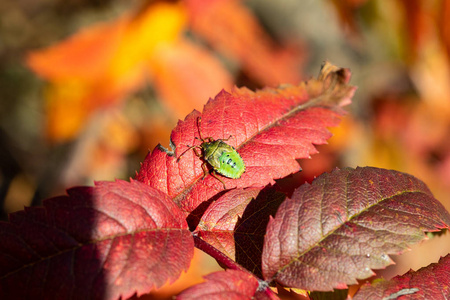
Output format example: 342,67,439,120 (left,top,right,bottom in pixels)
1,0,450,298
